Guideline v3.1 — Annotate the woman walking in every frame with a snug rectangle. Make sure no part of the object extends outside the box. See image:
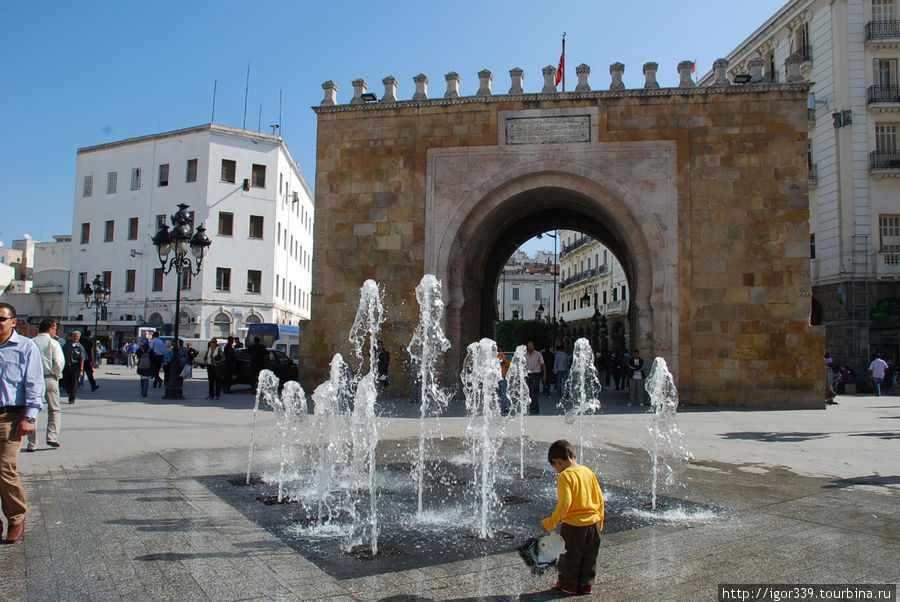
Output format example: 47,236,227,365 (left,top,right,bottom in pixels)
203,338,225,400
